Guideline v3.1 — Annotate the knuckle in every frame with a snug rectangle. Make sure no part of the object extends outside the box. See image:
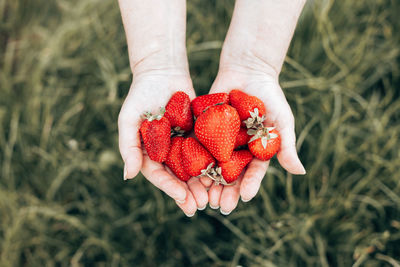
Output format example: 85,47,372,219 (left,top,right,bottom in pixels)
152,170,165,187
